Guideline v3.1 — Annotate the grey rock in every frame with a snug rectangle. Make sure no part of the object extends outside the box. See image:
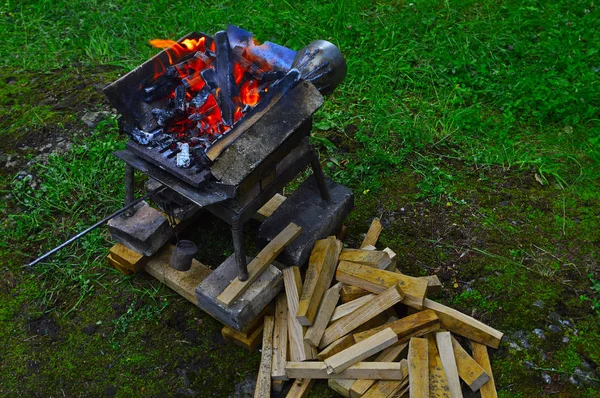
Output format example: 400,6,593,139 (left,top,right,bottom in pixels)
533,300,544,308
562,336,570,344
524,360,535,369
548,312,561,322
81,111,112,128
542,372,552,384
548,325,561,333
533,328,545,339
231,374,257,398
